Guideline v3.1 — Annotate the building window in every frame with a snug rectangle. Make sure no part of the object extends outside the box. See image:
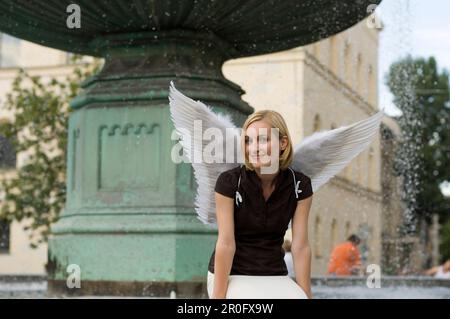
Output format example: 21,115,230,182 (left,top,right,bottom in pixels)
345,221,351,239
313,42,321,59
314,215,322,258
357,152,365,186
356,53,363,93
368,65,375,104
0,133,17,169
330,218,338,252
313,114,321,132
343,40,352,87
368,147,375,189
329,36,338,75
0,219,10,254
